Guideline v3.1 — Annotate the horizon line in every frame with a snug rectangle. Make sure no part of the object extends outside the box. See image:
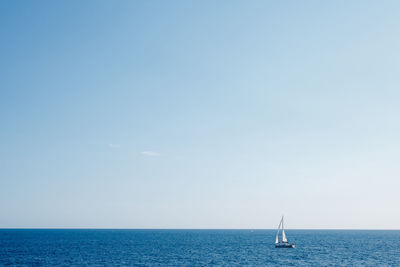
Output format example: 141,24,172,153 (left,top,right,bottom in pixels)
1,228,399,230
